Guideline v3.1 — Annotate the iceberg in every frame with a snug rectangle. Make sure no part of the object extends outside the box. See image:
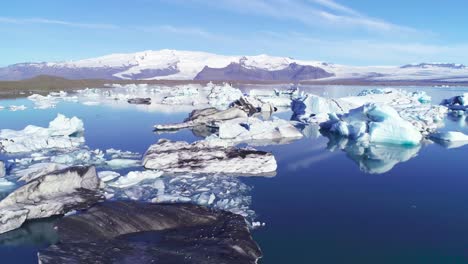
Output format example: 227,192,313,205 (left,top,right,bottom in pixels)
155,107,248,131
323,103,422,145
209,116,303,145
0,166,102,234
0,114,85,153
143,139,277,175
293,88,446,135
